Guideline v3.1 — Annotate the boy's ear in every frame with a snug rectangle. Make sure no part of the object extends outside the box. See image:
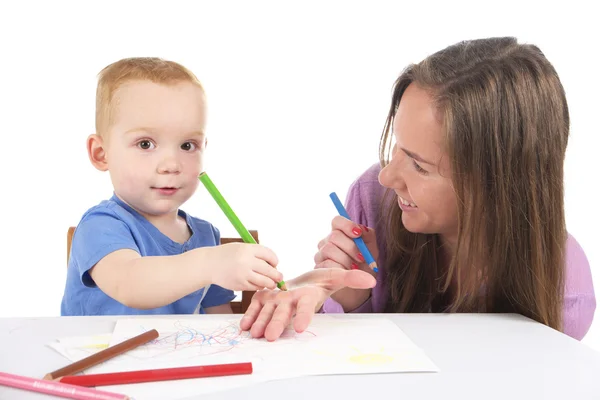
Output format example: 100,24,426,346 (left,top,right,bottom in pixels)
87,134,109,171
